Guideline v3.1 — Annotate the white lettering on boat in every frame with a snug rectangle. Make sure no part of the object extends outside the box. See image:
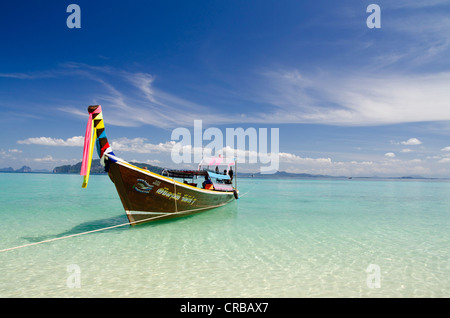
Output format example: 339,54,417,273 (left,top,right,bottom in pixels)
155,187,197,205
